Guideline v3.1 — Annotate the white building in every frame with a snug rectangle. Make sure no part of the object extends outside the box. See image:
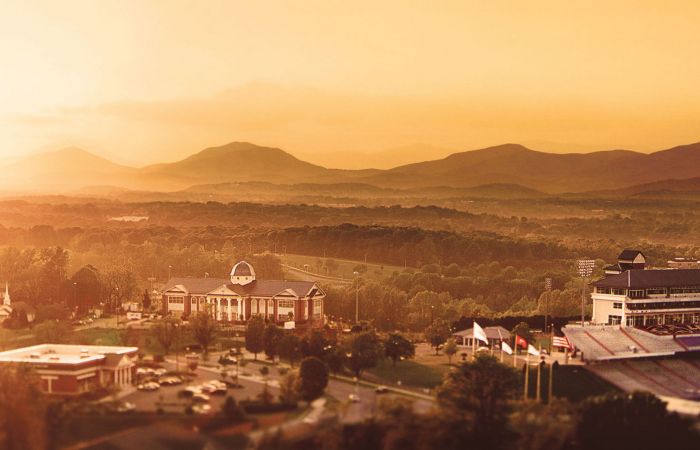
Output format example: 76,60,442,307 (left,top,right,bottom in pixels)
592,250,700,327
